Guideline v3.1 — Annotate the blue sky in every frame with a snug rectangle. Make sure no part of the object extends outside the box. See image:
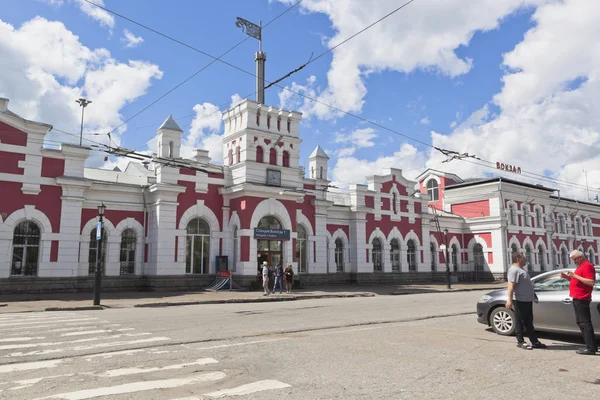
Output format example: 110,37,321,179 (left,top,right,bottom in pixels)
1,0,599,200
